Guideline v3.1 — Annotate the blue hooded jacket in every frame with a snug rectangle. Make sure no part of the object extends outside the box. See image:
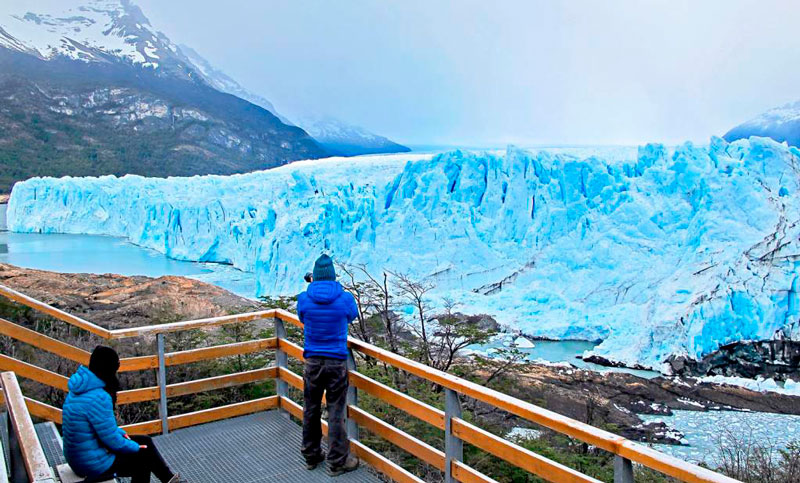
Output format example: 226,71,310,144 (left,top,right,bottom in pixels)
297,281,358,359
62,366,140,477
